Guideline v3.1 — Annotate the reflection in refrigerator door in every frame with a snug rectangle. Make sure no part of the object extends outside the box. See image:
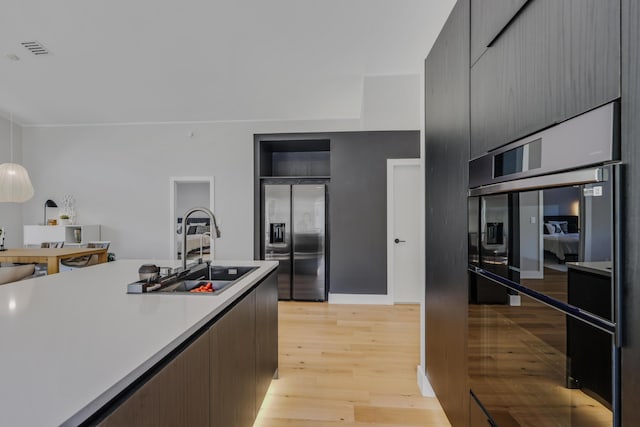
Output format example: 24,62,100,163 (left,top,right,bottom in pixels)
264,185,292,300
292,185,326,301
